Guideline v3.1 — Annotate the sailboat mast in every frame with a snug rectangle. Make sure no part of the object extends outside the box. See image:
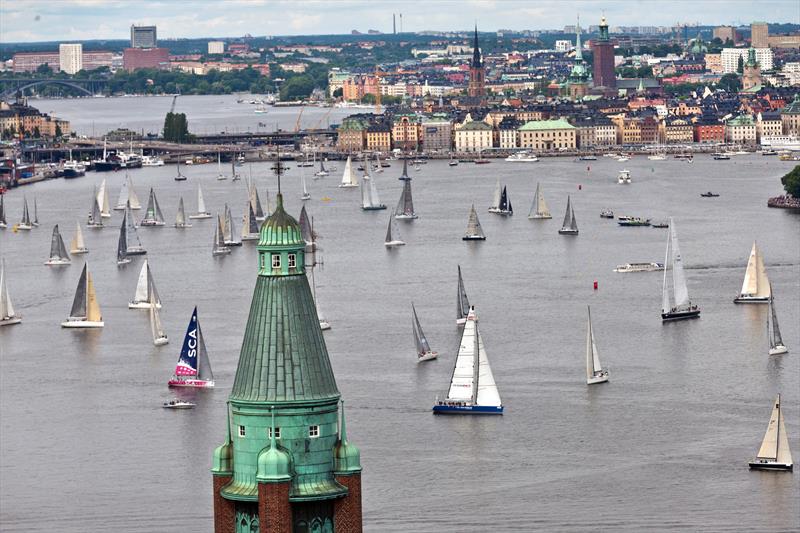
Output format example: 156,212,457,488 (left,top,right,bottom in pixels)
471,322,480,405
